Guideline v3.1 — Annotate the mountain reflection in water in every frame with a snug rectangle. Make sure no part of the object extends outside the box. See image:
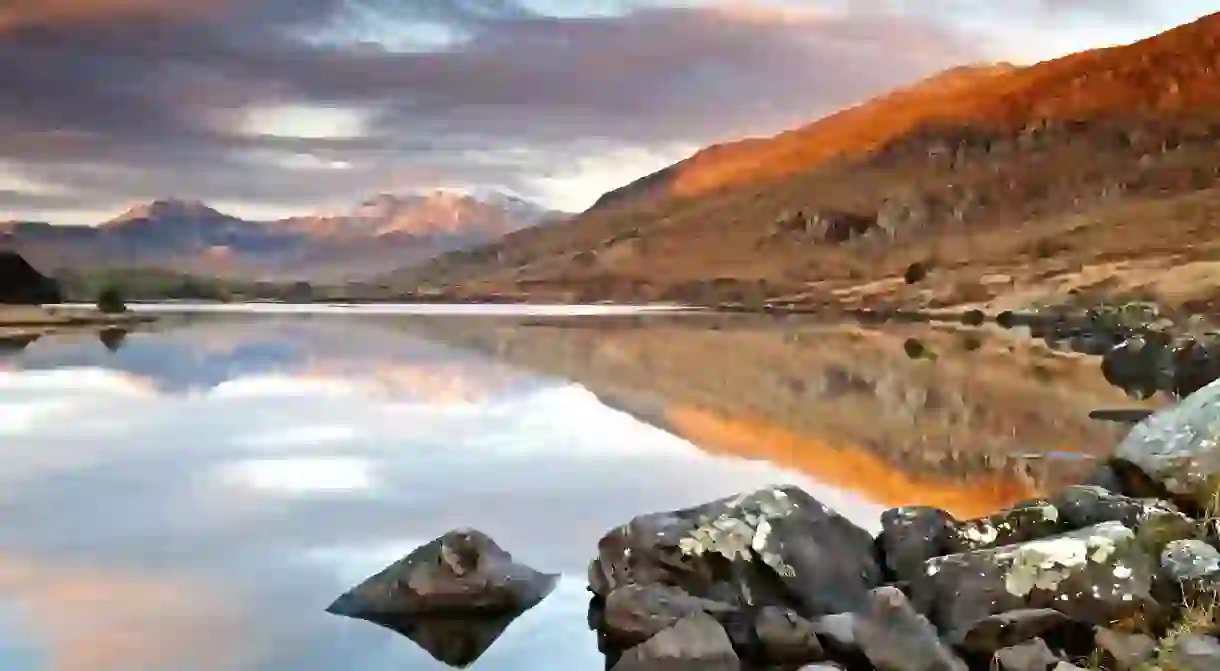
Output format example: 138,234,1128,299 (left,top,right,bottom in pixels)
0,312,891,670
